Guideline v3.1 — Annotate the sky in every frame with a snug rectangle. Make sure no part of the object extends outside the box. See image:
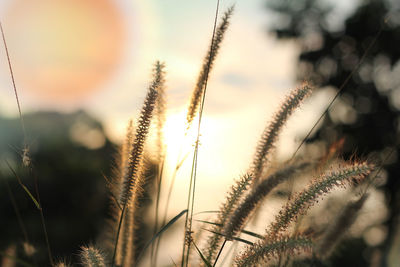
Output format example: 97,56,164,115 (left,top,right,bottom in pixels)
0,0,343,213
